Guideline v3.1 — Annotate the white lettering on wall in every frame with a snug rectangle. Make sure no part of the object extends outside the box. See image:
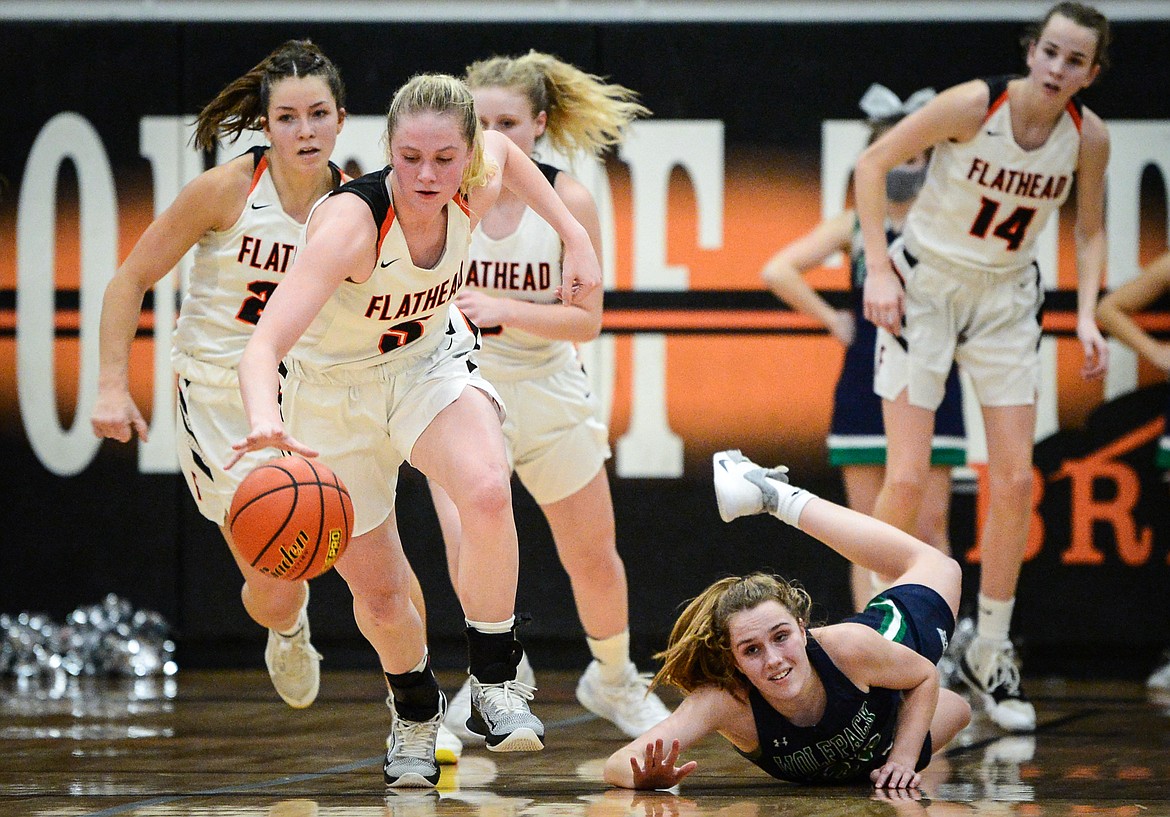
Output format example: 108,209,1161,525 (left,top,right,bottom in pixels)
17,112,116,476
614,121,724,477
